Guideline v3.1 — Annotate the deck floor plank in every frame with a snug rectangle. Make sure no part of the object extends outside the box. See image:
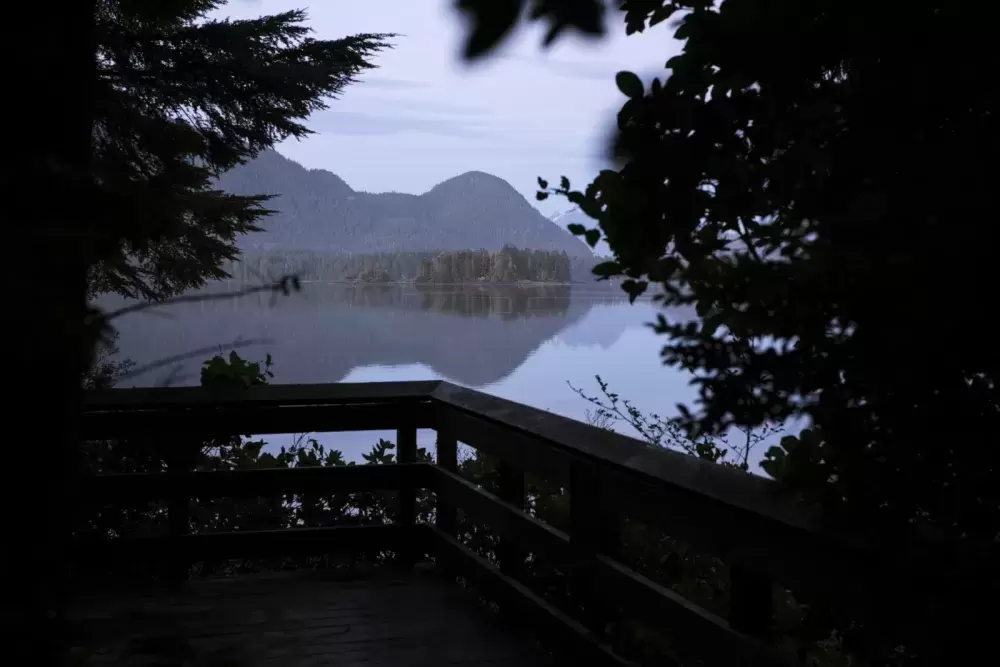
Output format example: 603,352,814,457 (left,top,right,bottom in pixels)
69,568,551,667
